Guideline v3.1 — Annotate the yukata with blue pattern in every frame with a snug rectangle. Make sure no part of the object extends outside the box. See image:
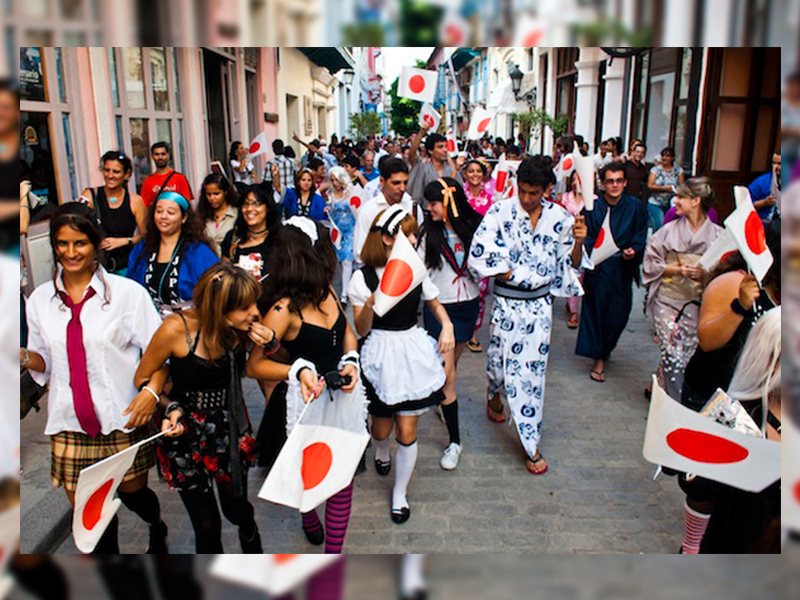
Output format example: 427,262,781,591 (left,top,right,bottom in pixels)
468,198,585,460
